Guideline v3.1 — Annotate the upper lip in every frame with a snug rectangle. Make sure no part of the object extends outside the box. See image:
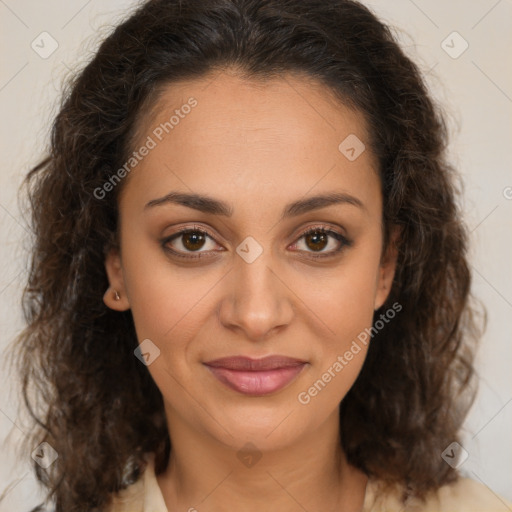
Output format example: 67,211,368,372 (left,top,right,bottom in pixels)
204,356,307,371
